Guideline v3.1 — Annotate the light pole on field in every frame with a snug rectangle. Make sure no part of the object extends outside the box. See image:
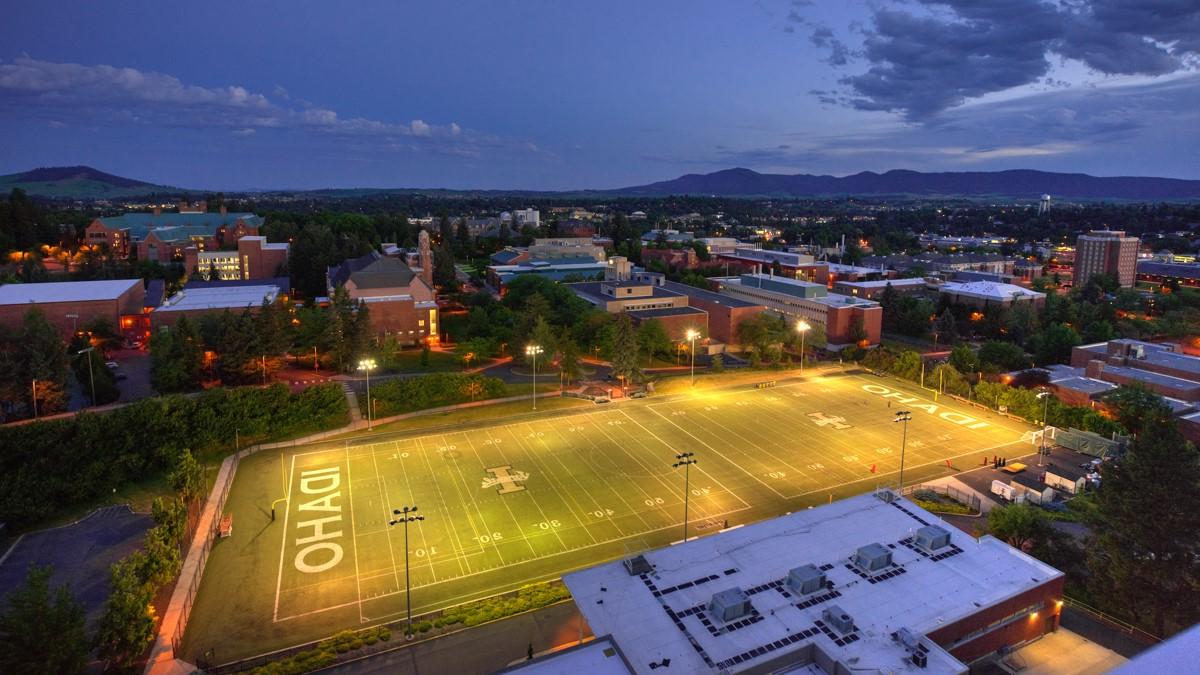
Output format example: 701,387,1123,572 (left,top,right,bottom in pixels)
894,410,912,494
796,320,811,373
526,344,543,410
1036,391,1052,467
357,358,377,430
686,329,700,386
389,506,425,640
77,346,96,406
673,452,697,543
